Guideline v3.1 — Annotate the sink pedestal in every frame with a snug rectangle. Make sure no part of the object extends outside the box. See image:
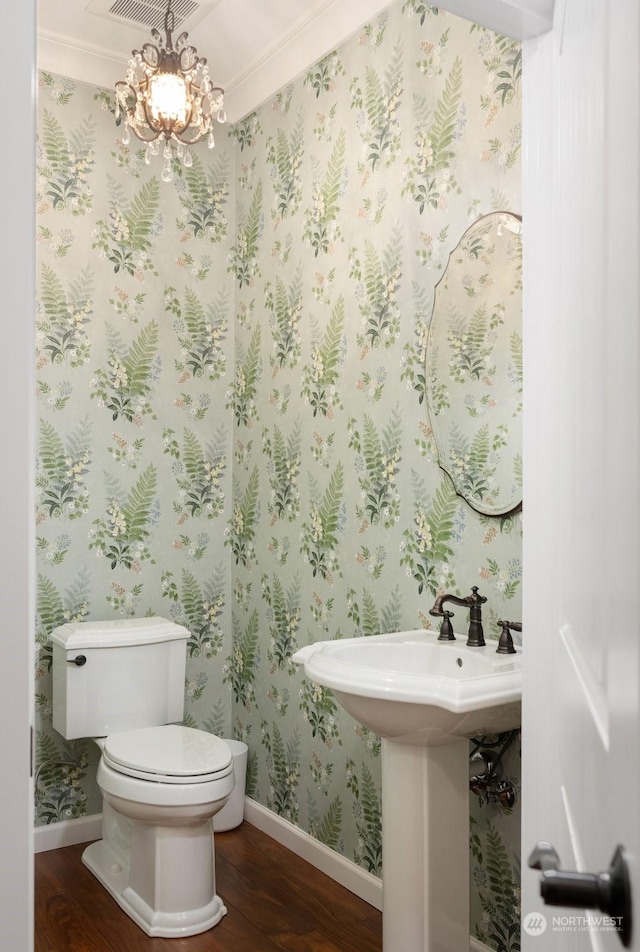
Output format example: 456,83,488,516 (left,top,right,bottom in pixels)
294,630,521,951
381,738,469,952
